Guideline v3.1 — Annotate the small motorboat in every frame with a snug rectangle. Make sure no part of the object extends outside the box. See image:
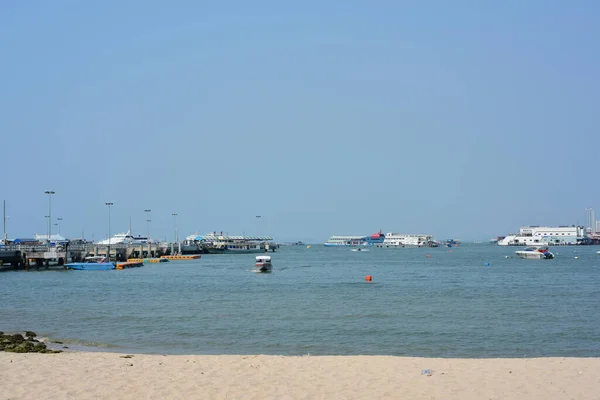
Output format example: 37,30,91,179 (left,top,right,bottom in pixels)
65,256,115,270
254,255,272,272
515,247,554,260
351,248,369,252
